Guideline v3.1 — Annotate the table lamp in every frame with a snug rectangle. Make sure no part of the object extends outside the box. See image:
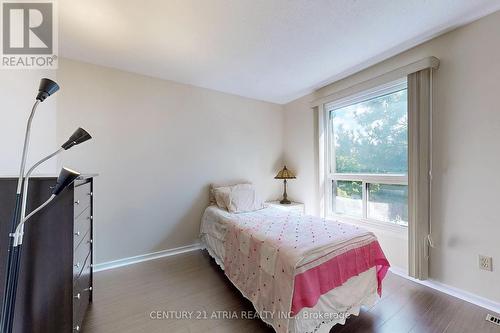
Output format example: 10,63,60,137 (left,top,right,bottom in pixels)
274,165,296,204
